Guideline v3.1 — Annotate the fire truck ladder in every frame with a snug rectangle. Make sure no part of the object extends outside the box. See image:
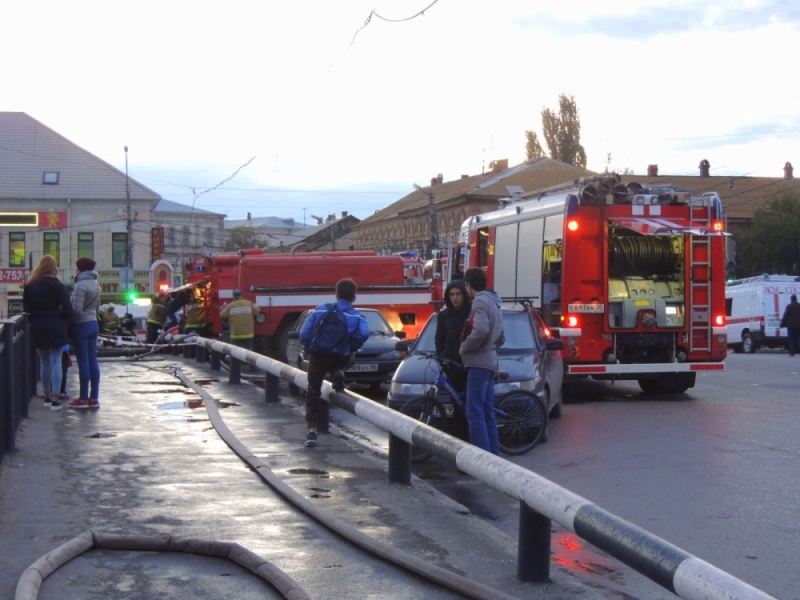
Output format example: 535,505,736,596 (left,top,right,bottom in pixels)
689,235,712,352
